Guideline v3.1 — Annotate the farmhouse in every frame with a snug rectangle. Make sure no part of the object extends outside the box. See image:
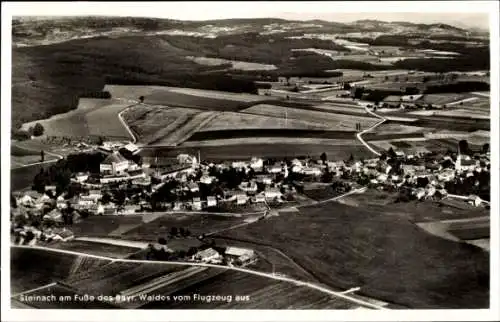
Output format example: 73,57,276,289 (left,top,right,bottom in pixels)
192,197,202,210
267,164,283,174
264,188,282,200
239,181,258,194
192,248,222,263
250,157,264,171
225,246,256,265
75,172,89,183
199,175,215,185
256,175,273,185
100,152,129,175
207,196,217,207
